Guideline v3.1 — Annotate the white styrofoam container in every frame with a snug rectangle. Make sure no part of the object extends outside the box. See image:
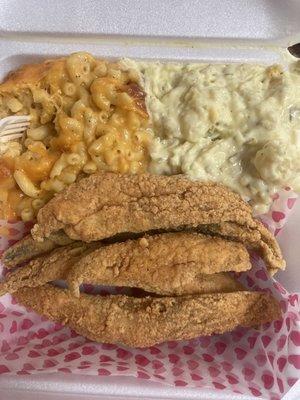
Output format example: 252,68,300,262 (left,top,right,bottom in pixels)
0,1,300,398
